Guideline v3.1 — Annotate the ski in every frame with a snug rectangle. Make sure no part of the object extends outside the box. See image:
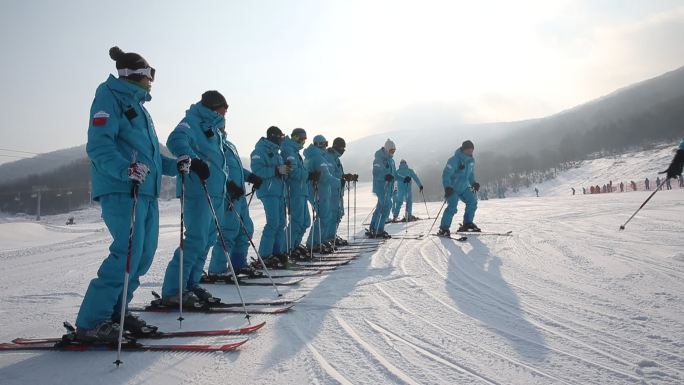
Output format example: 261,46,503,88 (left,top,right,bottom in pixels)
430,234,468,242
455,230,512,236
288,265,337,272
293,259,353,267
201,277,303,286
247,270,322,279
130,303,294,314
0,339,247,352
12,322,266,345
